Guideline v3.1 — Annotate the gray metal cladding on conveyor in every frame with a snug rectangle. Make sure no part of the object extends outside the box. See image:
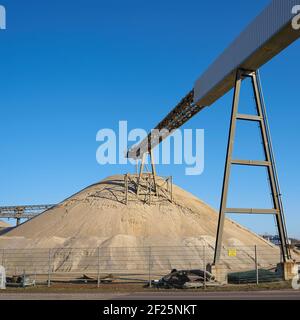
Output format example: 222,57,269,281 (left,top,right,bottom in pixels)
193,0,300,107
